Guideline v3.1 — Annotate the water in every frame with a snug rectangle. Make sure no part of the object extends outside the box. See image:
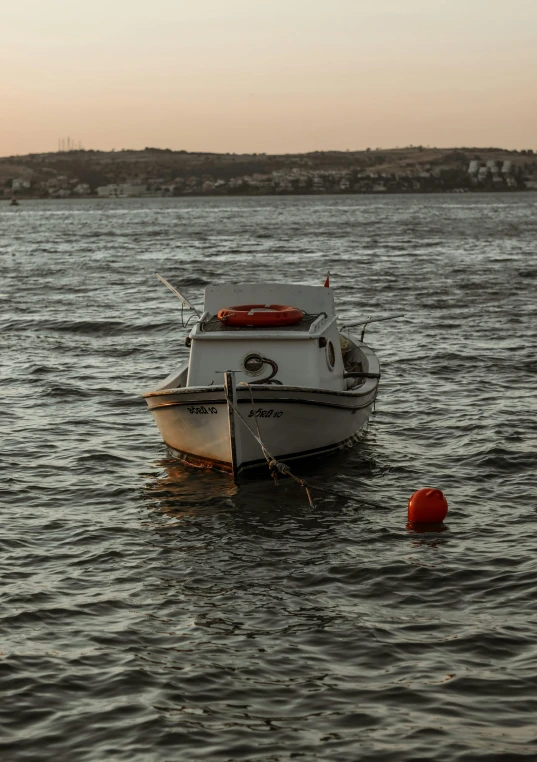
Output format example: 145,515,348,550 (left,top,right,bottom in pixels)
1,194,537,761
